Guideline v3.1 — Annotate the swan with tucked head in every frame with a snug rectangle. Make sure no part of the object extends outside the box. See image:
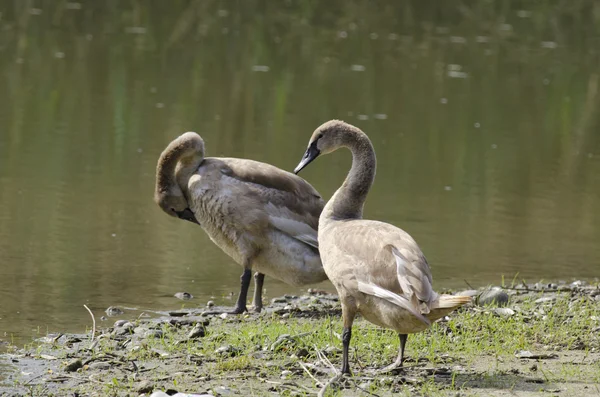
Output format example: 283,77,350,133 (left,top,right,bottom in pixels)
156,132,327,314
295,120,471,375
